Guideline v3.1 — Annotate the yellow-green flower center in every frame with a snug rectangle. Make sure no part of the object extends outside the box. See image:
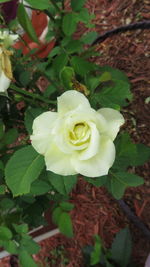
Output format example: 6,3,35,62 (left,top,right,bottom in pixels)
69,122,90,146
